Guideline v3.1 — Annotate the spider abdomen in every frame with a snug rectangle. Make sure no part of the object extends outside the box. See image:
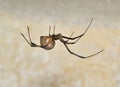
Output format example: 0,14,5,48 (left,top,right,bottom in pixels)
40,36,55,50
